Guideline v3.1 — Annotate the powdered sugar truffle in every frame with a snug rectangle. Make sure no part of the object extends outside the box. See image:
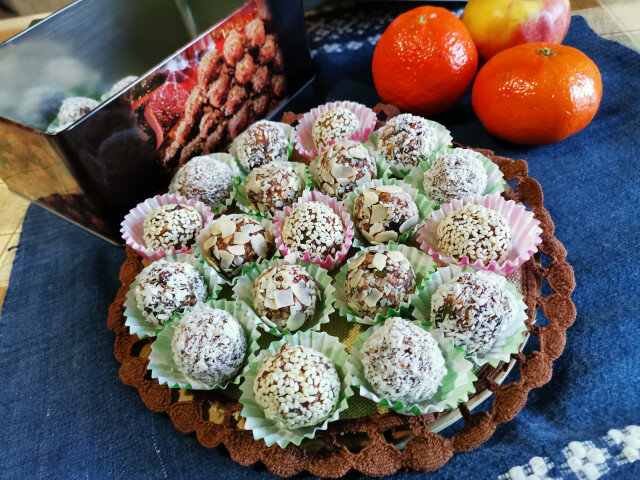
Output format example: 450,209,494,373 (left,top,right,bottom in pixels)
143,204,202,251
361,317,446,404
312,107,360,150
170,156,235,209
246,162,303,215
236,120,290,171
56,96,99,130
254,344,340,429
424,149,488,204
281,202,344,259
312,140,376,197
